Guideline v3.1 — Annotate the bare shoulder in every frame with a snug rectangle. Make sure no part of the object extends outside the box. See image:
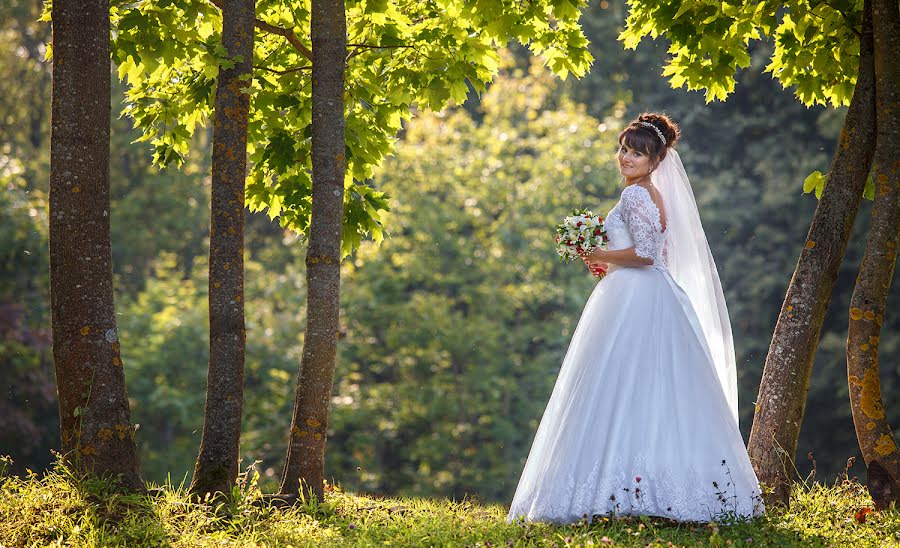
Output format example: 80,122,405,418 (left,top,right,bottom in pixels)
646,185,664,209
646,185,667,231
624,184,667,230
